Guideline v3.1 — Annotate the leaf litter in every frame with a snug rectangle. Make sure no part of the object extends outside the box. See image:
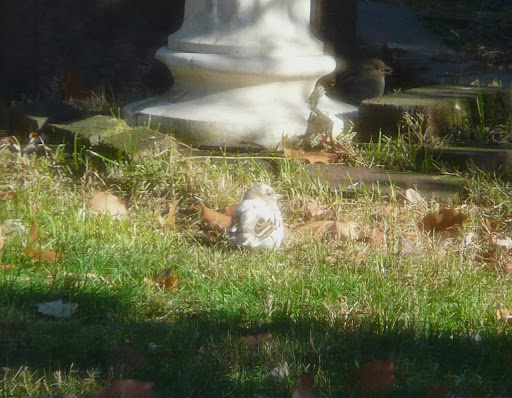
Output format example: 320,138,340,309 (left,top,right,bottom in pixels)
348,359,395,396
89,192,129,219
